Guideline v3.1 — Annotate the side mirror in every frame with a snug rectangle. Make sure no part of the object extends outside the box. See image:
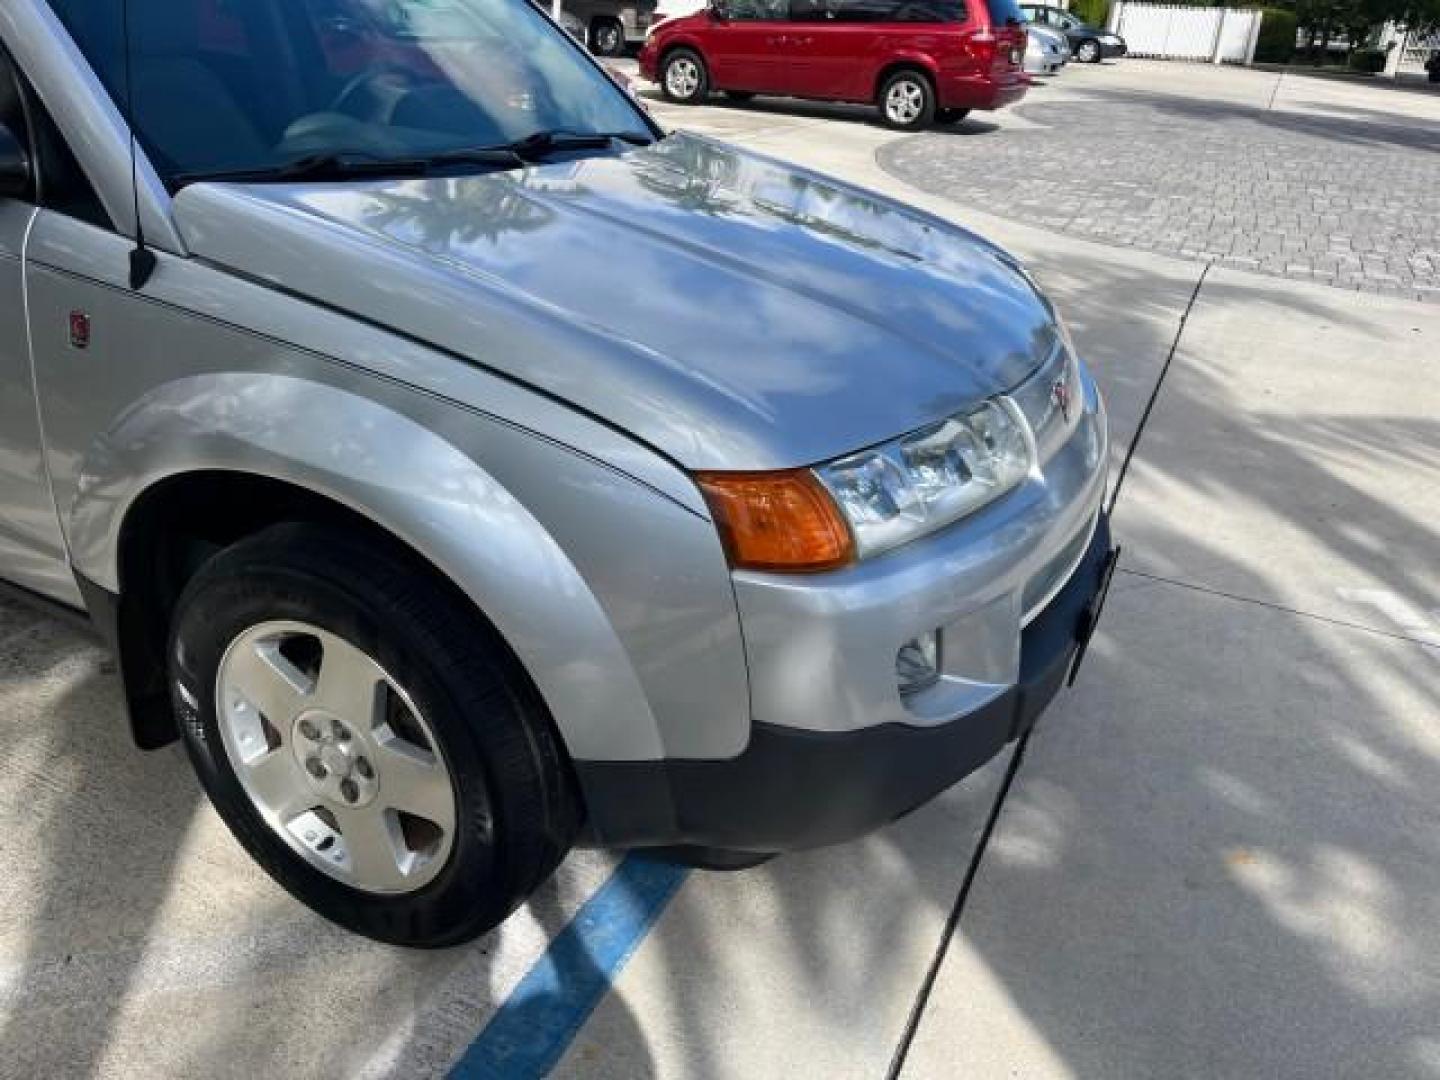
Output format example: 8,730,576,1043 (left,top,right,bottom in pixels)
0,123,31,200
